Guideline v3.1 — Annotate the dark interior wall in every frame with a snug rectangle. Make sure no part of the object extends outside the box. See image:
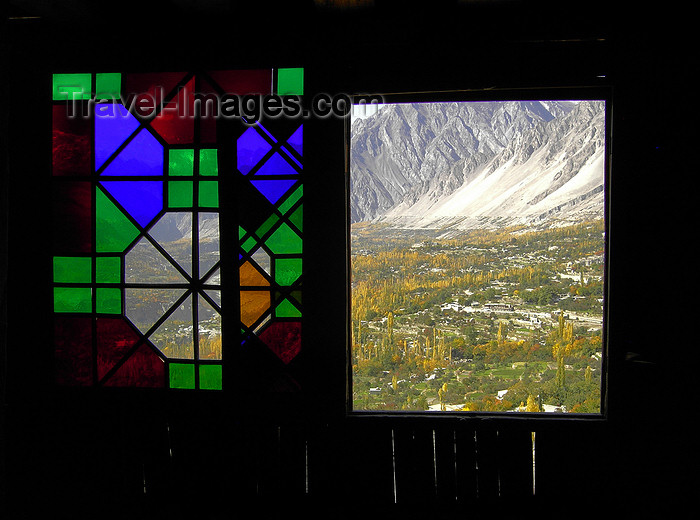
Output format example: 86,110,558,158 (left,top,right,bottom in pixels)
1,1,694,519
